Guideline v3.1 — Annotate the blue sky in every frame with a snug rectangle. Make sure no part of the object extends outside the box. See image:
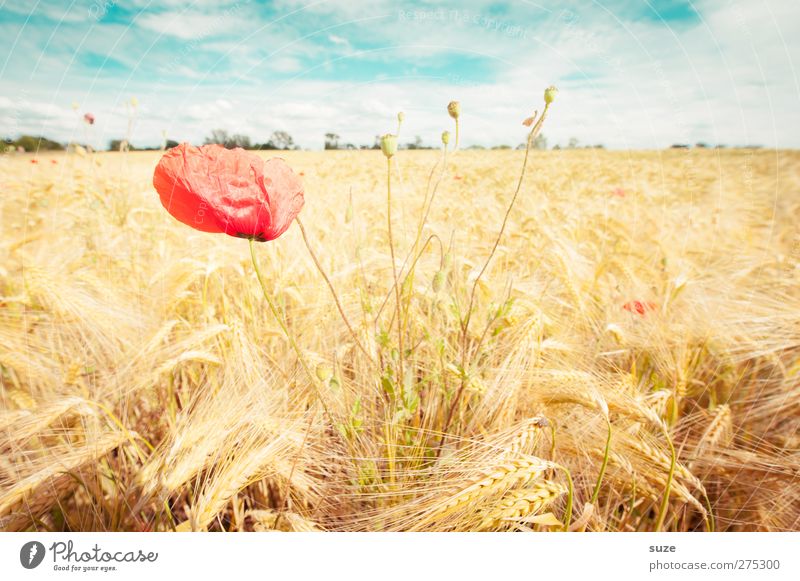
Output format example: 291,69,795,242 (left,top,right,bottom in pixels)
1,0,798,149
